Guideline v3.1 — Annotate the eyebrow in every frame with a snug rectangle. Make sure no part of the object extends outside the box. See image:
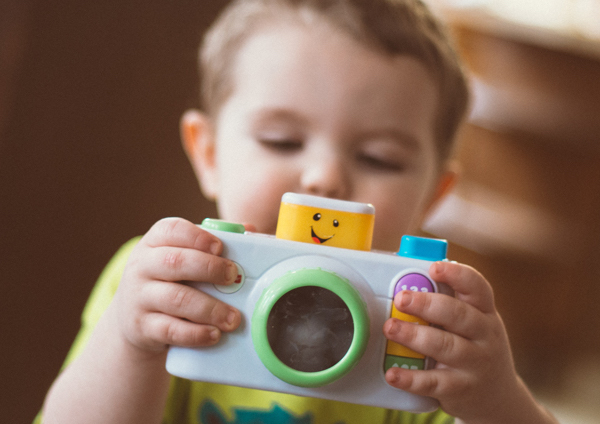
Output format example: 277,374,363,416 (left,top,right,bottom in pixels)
249,107,310,129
